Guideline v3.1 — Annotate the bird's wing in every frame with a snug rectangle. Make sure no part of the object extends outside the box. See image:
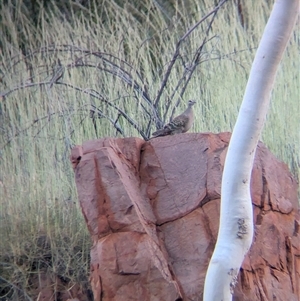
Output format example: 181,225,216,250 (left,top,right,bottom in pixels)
166,114,189,131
